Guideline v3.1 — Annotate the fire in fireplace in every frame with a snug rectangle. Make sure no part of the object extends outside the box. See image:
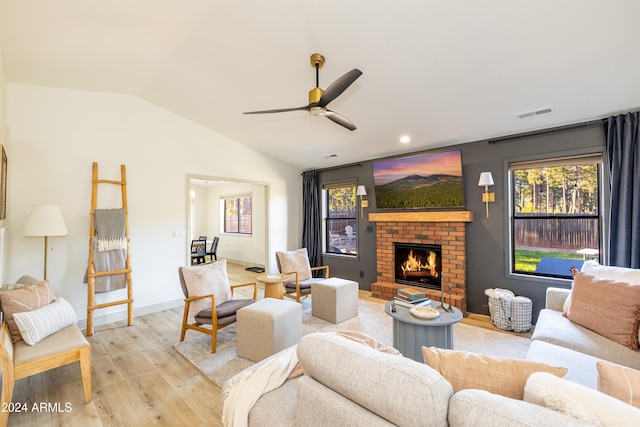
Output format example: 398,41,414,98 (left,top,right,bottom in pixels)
394,243,442,290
